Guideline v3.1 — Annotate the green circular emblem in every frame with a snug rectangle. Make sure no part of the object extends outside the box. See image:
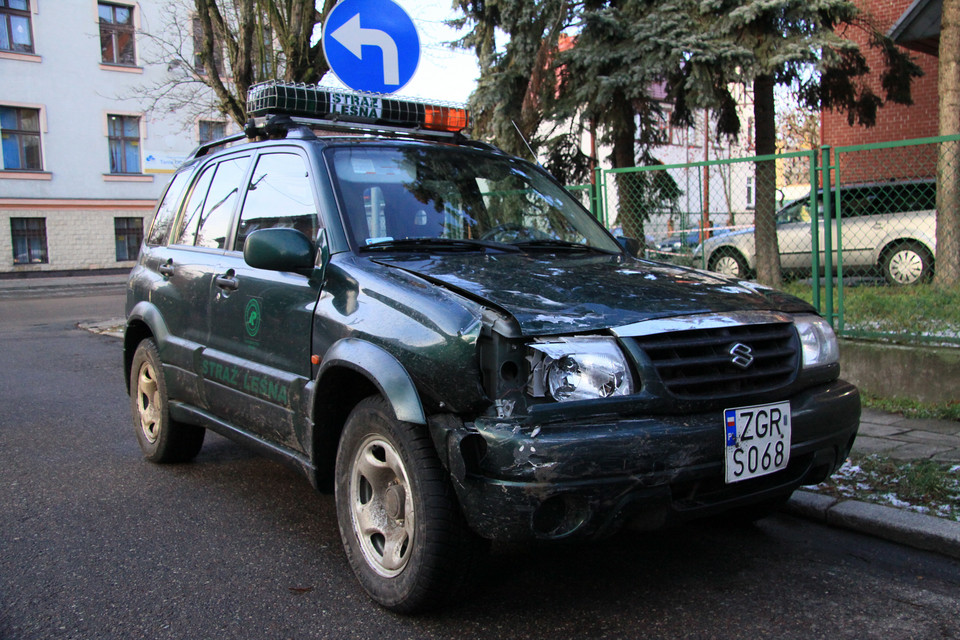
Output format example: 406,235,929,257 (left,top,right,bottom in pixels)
244,298,262,338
